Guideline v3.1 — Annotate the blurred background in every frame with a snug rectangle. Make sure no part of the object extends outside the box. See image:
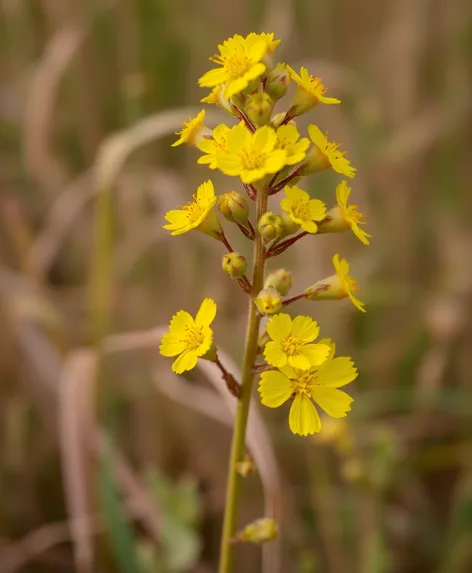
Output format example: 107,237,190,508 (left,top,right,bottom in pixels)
1,0,472,572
